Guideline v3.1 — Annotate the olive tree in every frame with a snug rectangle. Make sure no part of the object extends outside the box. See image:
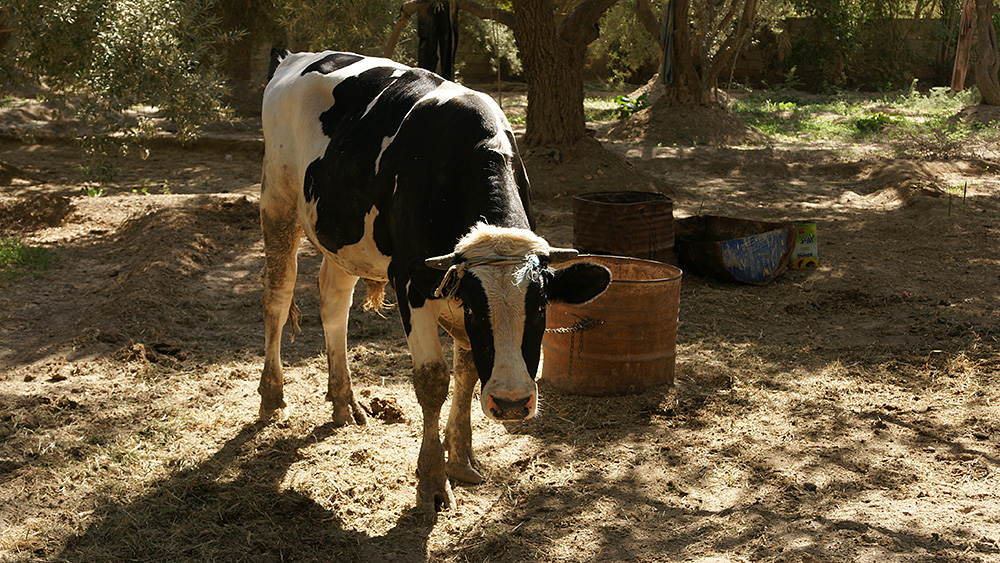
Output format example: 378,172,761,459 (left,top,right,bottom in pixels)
1,0,234,141
634,0,760,105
